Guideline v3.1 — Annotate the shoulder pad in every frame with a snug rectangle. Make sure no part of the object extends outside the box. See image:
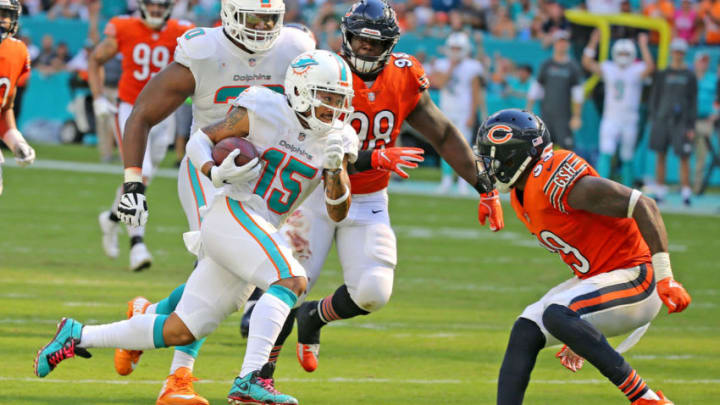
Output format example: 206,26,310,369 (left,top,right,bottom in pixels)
175,27,217,62
276,26,316,54
231,86,283,111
